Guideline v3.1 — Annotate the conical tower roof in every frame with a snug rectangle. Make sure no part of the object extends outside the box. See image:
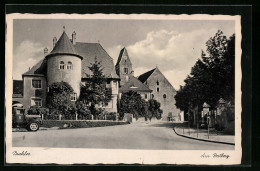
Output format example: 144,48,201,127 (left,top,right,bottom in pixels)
46,31,82,59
